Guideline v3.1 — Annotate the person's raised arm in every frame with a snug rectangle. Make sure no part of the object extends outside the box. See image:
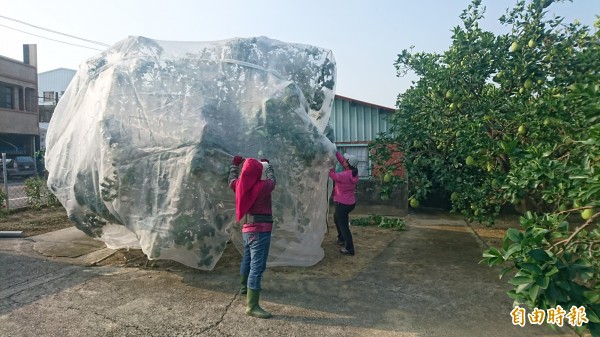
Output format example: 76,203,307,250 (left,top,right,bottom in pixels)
329,168,339,182
260,159,276,192
335,151,345,166
228,155,244,191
